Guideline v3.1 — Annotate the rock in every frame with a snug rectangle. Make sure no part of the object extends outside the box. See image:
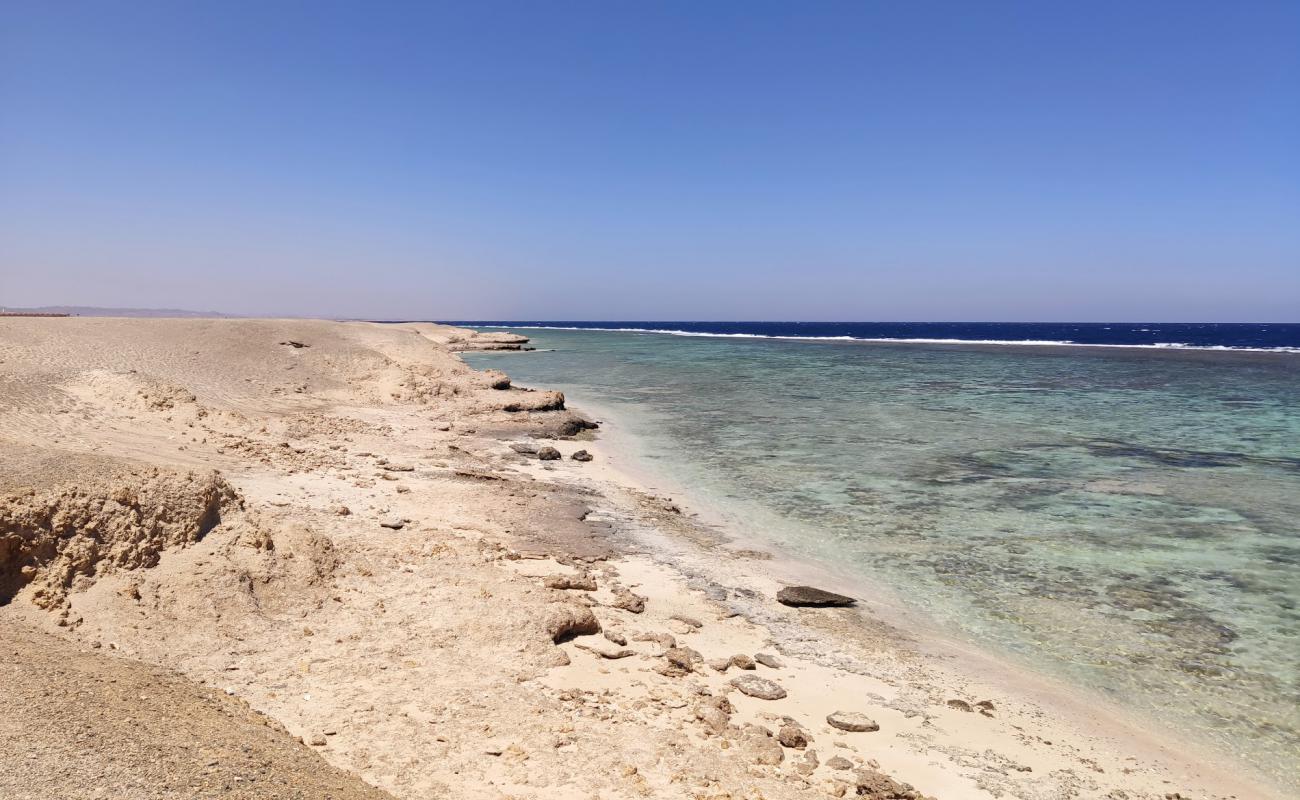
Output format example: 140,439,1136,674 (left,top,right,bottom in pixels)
382,463,415,472
693,696,733,735
332,505,351,516
851,768,924,799
603,630,627,646
826,755,853,770
308,732,327,746
544,604,601,643
537,447,561,461
576,643,635,659
729,654,756,670
754,652,783,669
611,588,646,614
741,725,784,765
778,723,810,749
544,573,598,591
947,699,972,712
670,613,703,629
280,340,310,348
776,585,856,608
482,370,512,390
540,648,570,667
795,748,819,775
665,646,703,672
632,631,675,650
707,658,732,673
510,442,539,455
667,619,694,635
730,674,787,700
571,450,593,462
379,516,406,530
826,711,879,732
